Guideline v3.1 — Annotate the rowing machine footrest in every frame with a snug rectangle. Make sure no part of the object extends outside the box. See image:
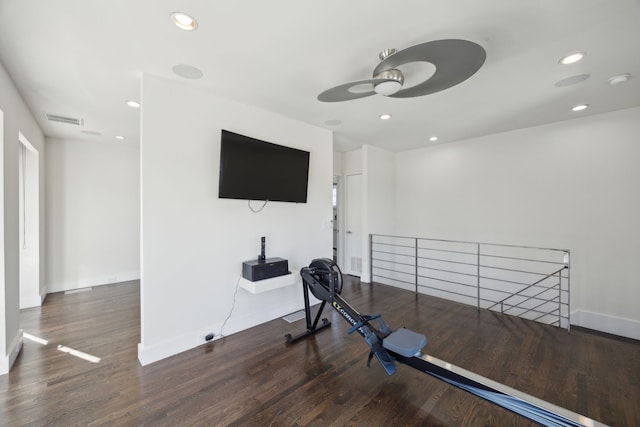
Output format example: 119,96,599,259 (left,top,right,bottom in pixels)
383,328,427,357
347,314,381,334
